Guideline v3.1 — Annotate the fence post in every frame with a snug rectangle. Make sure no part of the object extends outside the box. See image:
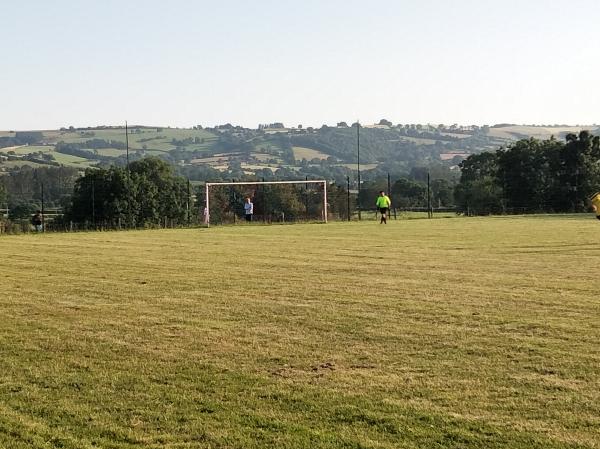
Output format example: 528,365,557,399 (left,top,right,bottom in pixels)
41,182,45,232
427,172,432,219
346,176,351,221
